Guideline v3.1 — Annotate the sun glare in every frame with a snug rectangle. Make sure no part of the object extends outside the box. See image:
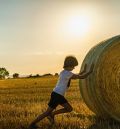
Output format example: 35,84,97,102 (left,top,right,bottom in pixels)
64,15,91,39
